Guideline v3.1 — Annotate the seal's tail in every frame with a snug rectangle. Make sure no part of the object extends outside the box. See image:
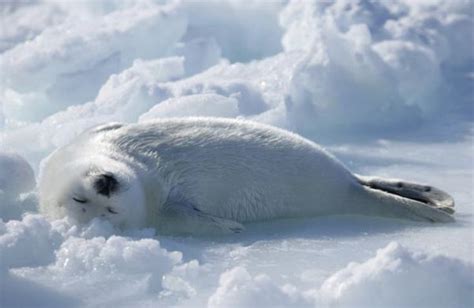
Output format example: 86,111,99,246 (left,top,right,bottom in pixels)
354,175,455,222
